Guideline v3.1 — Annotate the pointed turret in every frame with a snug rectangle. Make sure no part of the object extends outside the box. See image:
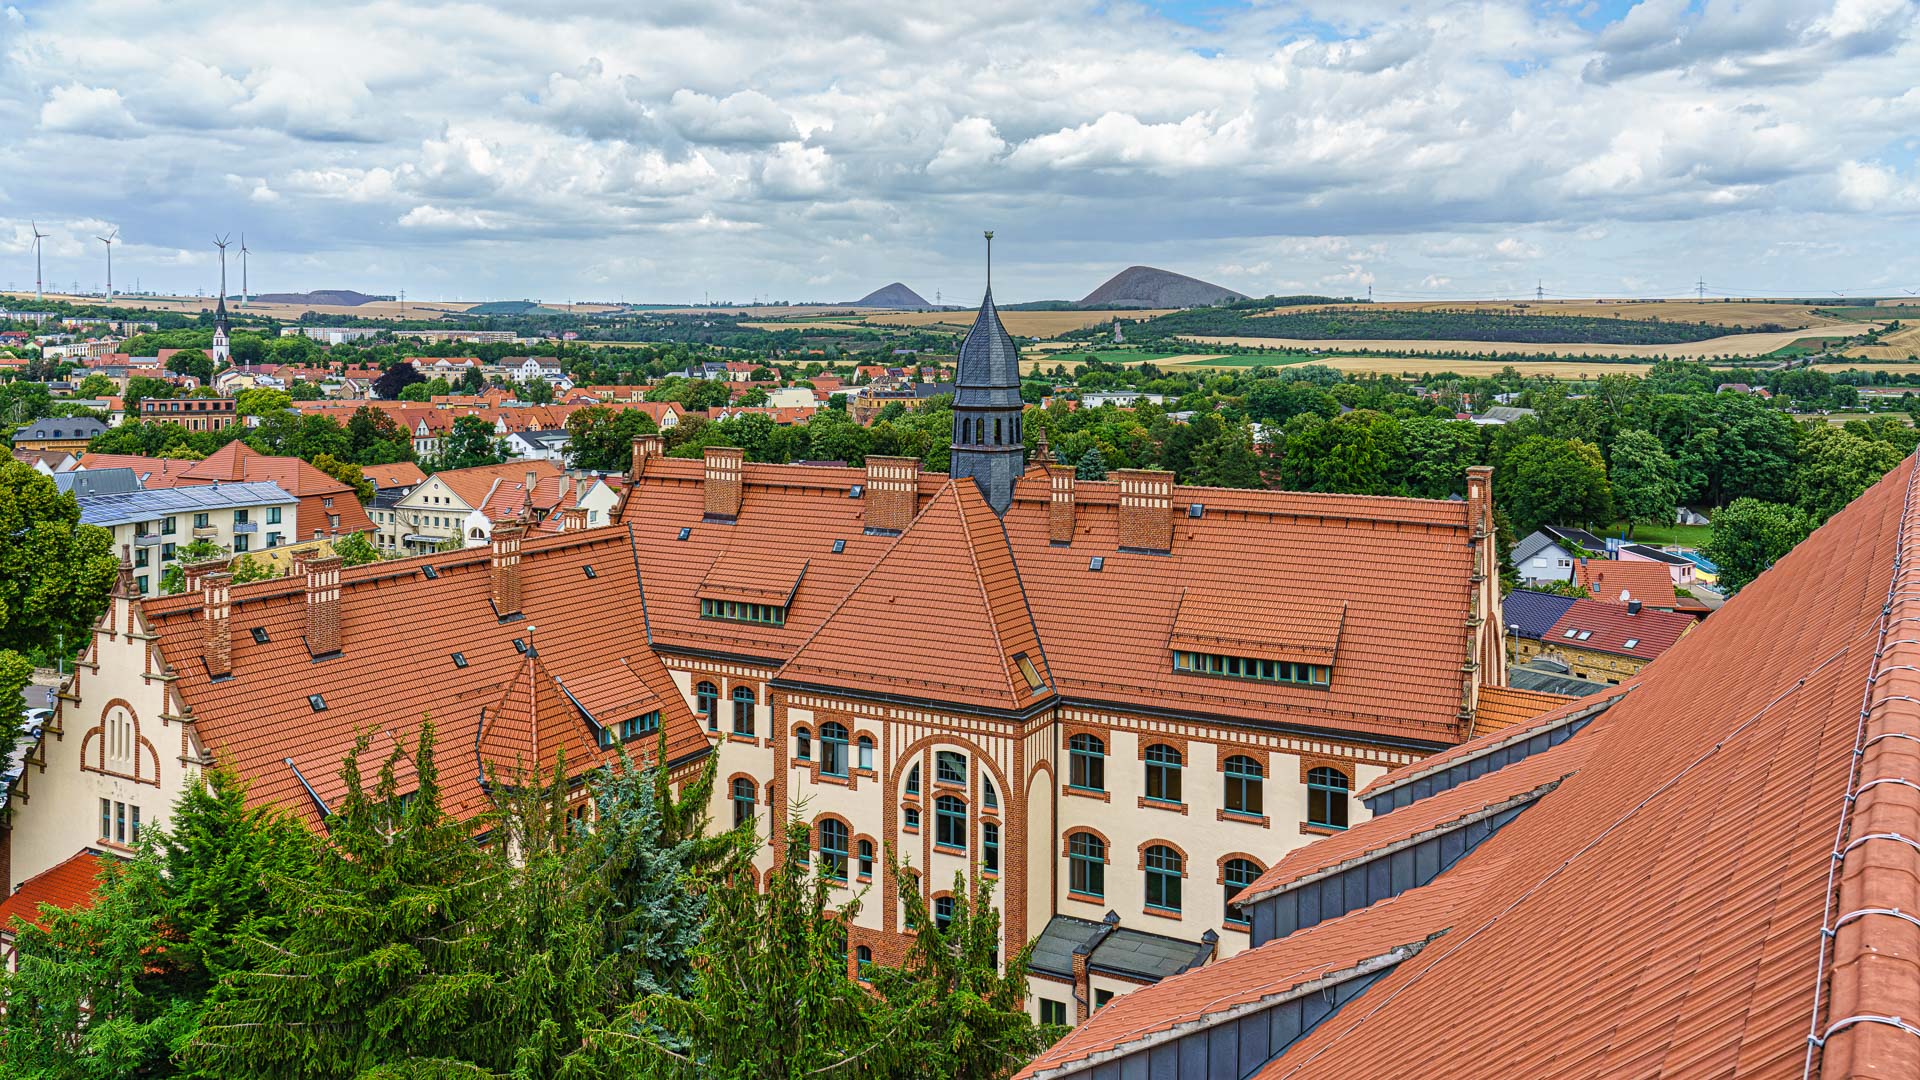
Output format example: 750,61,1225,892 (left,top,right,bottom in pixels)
949,232,1026,515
